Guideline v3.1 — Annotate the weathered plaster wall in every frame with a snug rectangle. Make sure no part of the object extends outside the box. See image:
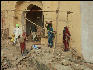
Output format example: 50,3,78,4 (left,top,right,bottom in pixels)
1,1,16,36
42,1,58,36
80,1,93,63
57,1,82,56
42,2,82,57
